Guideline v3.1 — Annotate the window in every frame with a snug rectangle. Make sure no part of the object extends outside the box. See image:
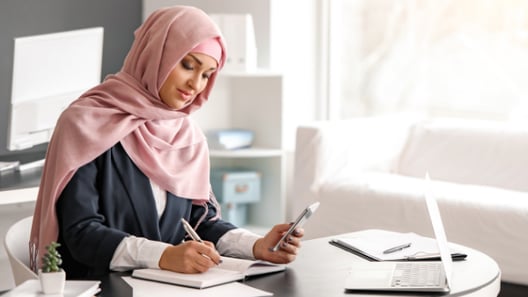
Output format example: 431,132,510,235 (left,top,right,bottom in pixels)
327,0,528,121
